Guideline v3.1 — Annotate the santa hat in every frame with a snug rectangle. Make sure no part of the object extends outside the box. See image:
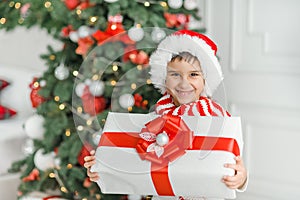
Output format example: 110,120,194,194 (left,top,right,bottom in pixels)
149,30,223,97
